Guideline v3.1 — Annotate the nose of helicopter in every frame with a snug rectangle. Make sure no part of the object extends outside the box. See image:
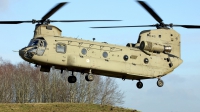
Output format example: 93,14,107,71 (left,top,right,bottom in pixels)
19,47,37,60
19,48,27,60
